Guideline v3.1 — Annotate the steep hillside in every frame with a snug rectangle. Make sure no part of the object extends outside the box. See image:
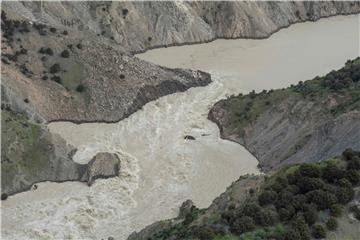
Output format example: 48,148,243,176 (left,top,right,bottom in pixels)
1,108,122,196
129,150,360,240
209,58,360,172
1,9,210,123
3,1,359,53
